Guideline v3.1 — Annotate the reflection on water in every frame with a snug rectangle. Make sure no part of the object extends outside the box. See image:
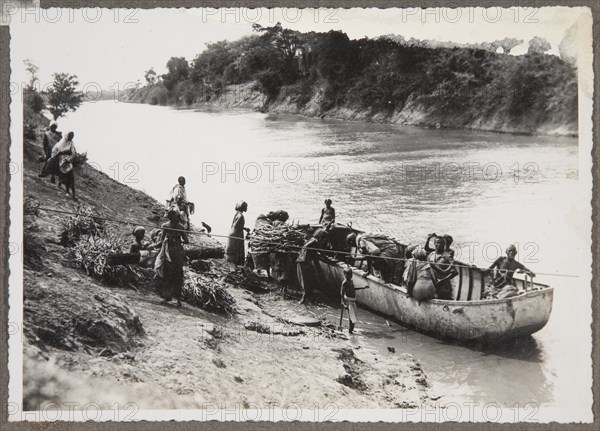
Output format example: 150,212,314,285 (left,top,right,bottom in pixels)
59,101,590,413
